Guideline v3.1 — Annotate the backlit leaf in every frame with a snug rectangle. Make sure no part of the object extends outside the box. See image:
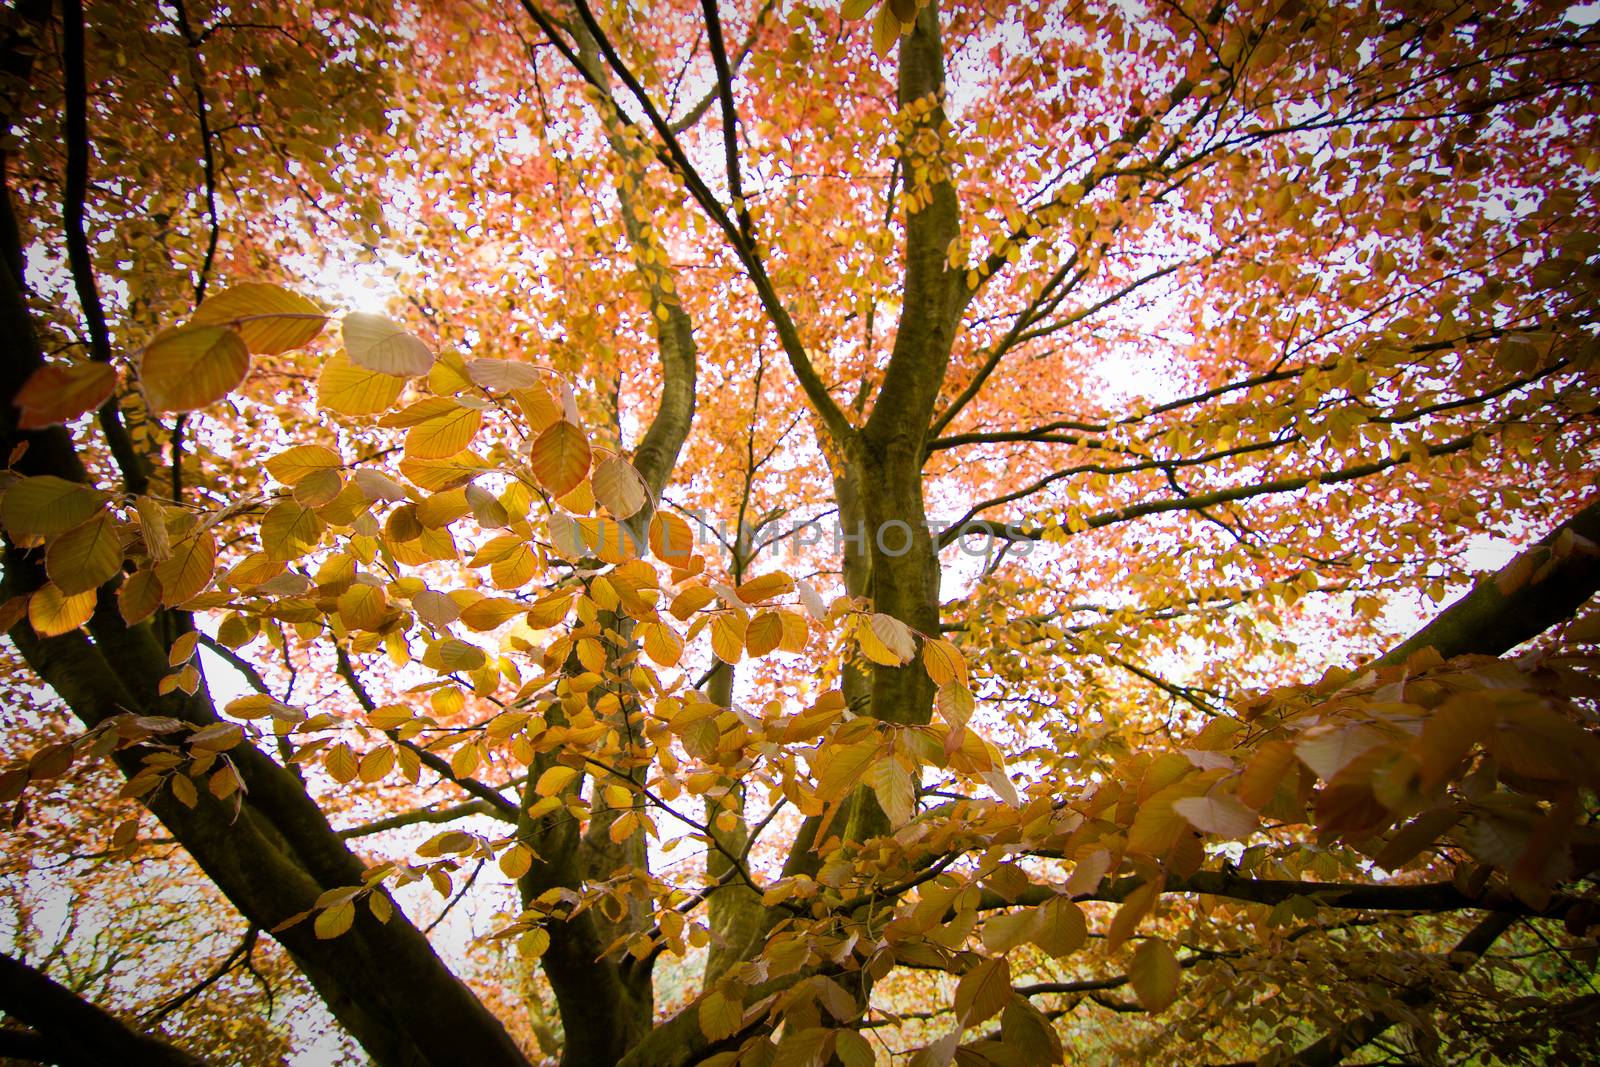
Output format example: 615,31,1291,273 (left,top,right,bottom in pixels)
15,362,117,428
44,513,122,595
318,353,407,415
192,283,328,354
529,420,591,497
342,312,434,376
139,325,250,412
28,583,95,637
